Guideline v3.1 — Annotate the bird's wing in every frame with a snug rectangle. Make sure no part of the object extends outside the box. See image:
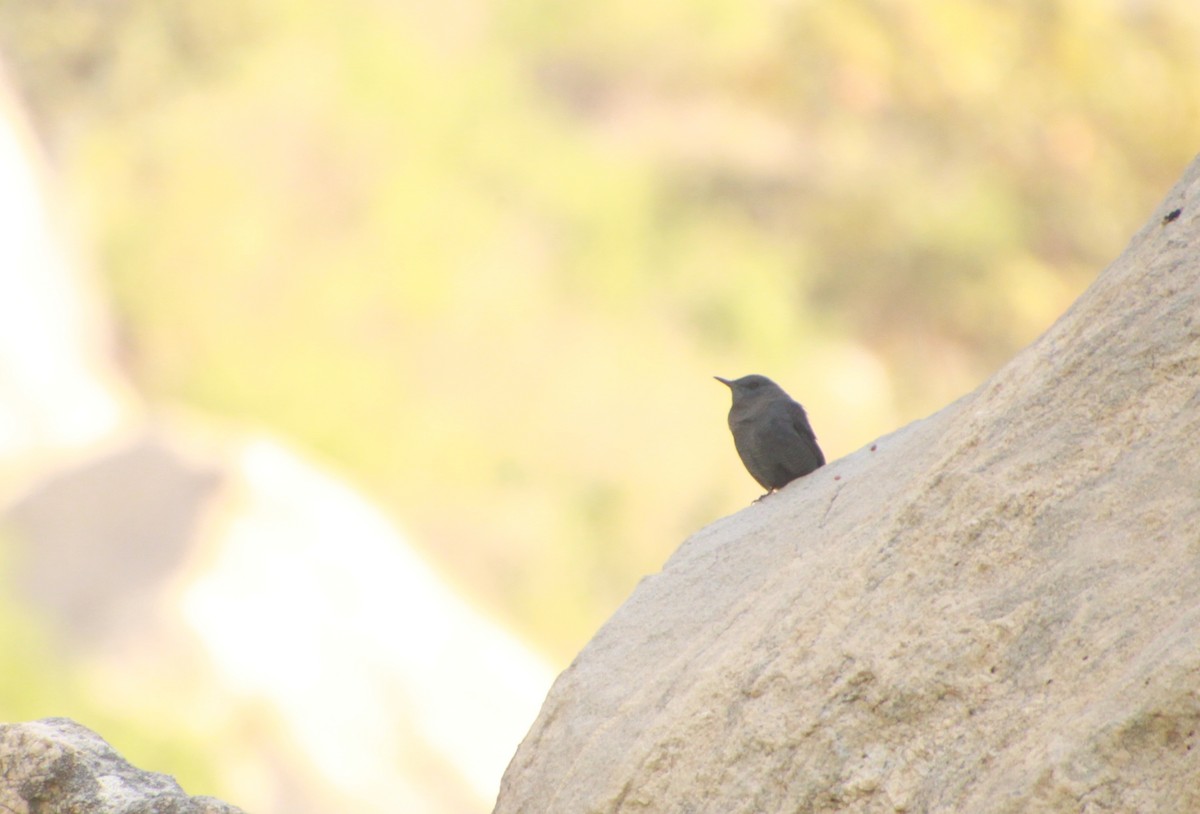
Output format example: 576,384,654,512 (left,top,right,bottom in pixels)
788,400,826,465
787,400,817,442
